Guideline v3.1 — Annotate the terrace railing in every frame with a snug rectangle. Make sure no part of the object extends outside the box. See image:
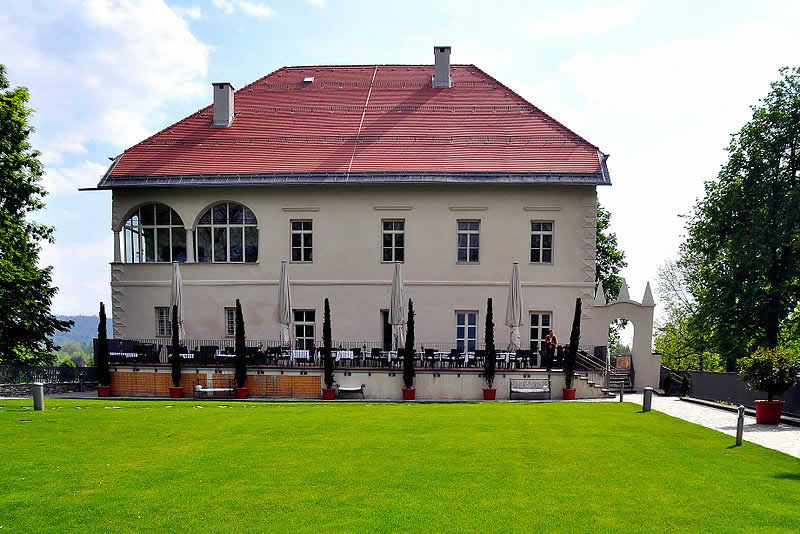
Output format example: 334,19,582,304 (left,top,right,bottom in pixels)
0,365,97,385
94,338,606,372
